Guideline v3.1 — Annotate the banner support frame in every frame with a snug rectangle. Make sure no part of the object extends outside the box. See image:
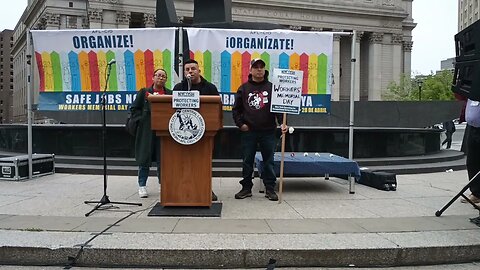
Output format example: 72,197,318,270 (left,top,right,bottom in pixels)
26,29,33,180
